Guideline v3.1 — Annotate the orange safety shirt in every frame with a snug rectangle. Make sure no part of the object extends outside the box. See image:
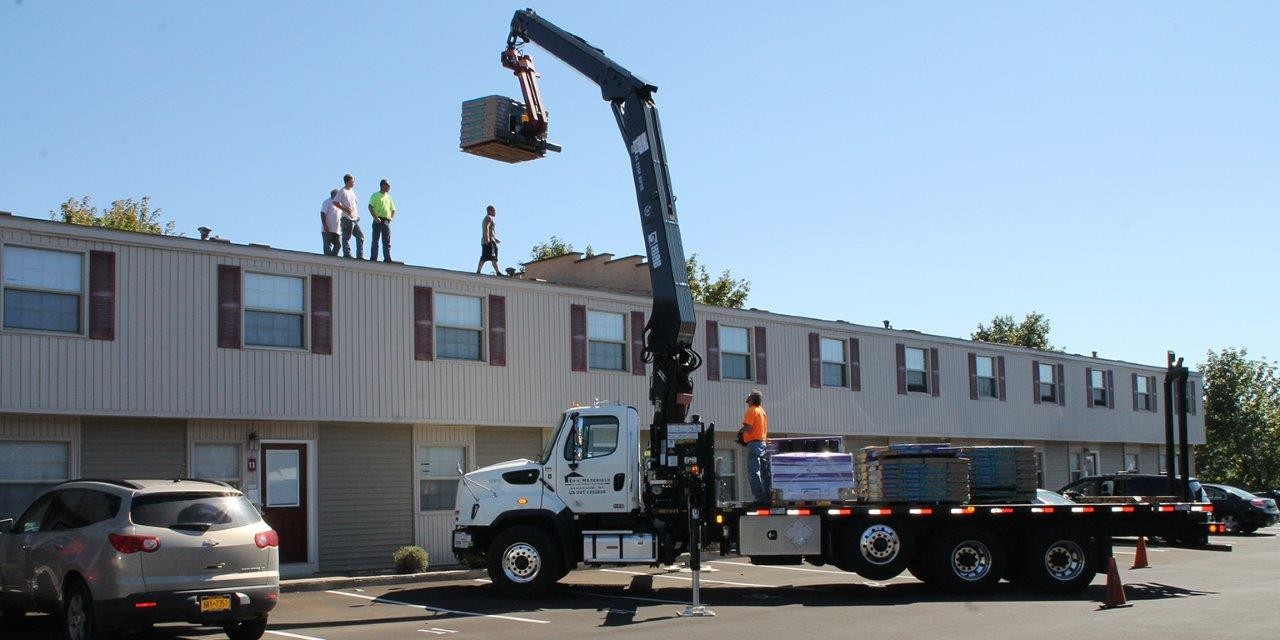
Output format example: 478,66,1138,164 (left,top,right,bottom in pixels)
741,405,768,443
